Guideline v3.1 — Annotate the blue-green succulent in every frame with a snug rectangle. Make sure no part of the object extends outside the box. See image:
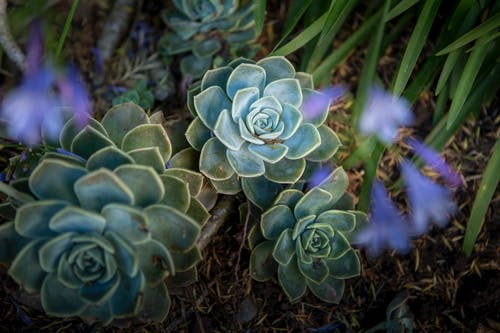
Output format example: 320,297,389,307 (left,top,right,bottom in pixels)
185,56,341,200
0,103,210,325
159,0,258,79
248,167,366,303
